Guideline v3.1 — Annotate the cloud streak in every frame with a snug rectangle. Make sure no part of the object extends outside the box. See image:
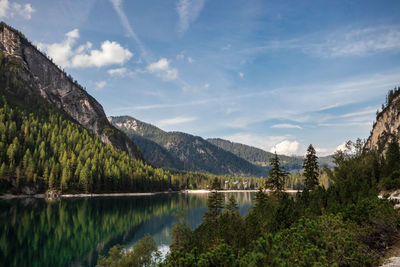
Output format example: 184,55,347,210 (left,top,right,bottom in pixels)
157,116,196,127
176,0,206,34
109,0,149,63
